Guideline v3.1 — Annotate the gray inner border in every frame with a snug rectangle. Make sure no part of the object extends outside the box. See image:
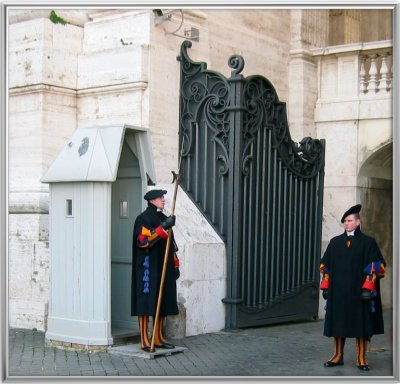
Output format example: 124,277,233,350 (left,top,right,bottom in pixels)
1,1,399,383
